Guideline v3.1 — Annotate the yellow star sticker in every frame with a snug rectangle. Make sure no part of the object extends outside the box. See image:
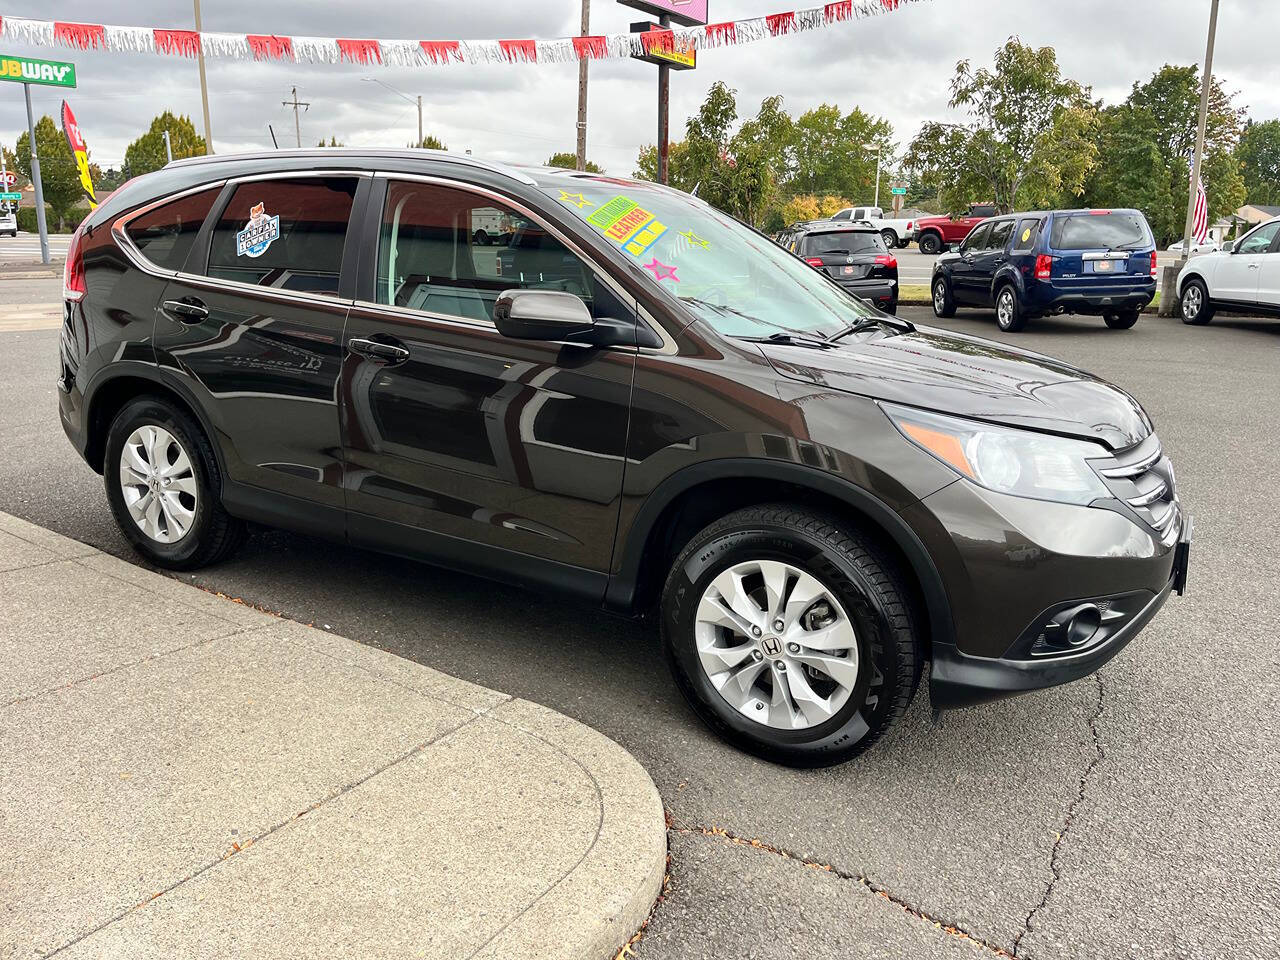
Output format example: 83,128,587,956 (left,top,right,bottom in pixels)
680,229,710,249
559,191,594,209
